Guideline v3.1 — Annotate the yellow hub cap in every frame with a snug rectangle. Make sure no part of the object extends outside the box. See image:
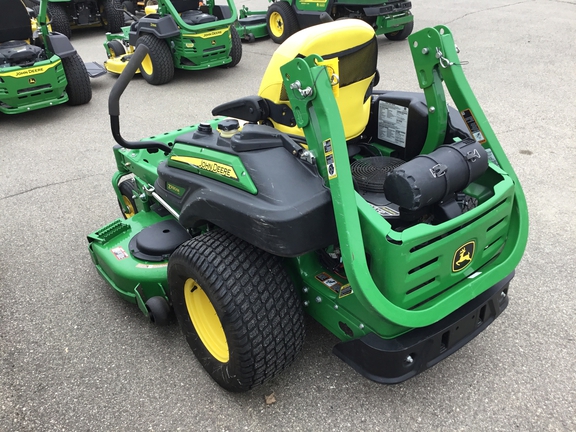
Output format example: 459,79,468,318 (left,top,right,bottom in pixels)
140,53,153,75
184,278,229,363
121,195,135,218
269,11,284,38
